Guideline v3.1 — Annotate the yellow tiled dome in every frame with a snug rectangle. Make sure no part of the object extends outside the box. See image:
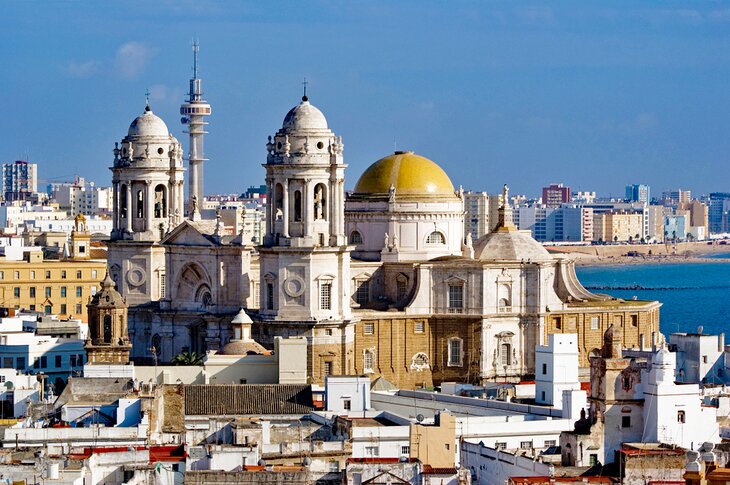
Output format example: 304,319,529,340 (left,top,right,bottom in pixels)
353,151,455,198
